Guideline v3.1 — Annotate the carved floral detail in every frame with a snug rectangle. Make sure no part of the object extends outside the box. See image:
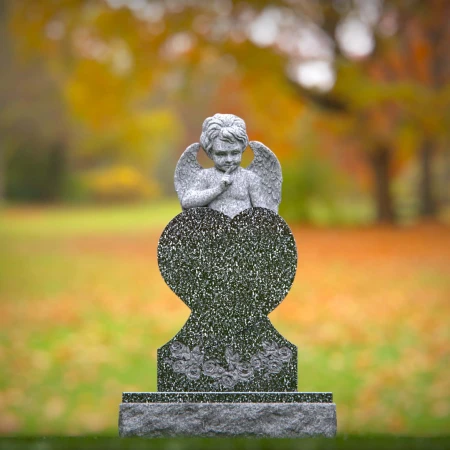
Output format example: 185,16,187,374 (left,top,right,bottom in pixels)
166,341,292,389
